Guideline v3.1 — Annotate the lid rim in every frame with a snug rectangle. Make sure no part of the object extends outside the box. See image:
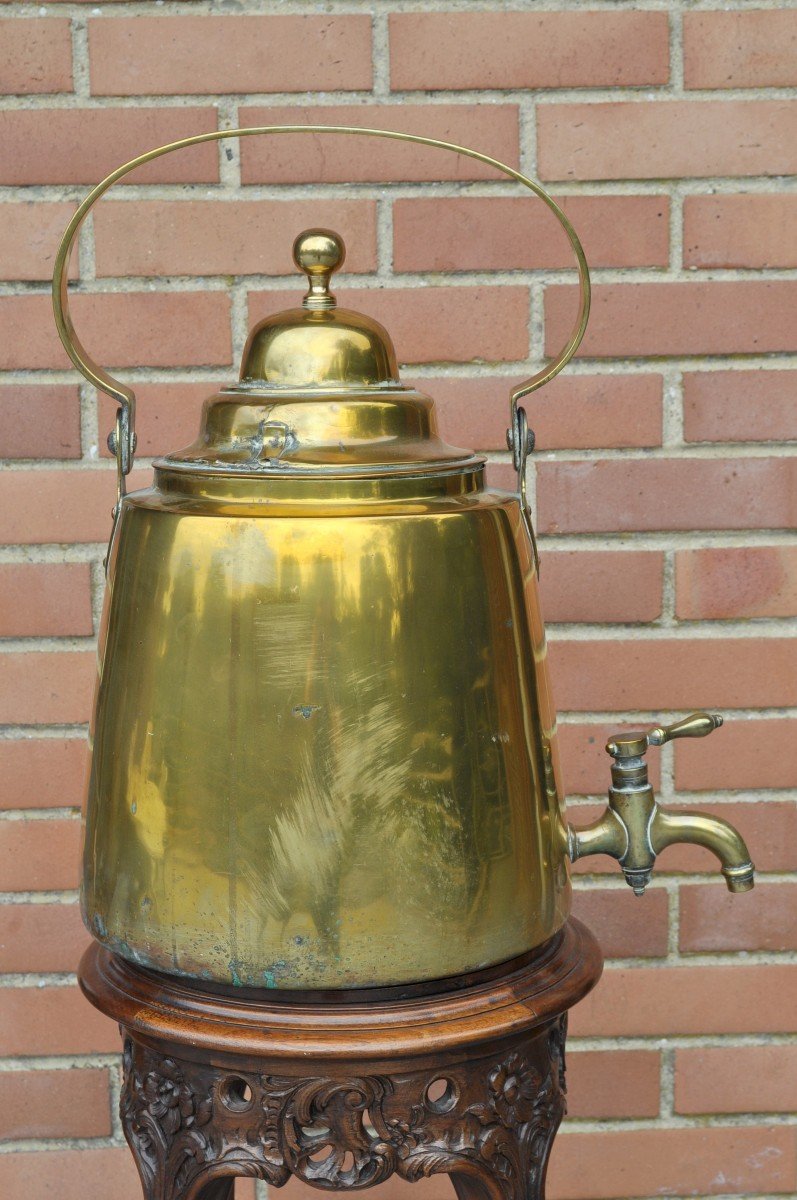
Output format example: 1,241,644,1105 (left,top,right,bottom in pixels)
154,453,486,482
